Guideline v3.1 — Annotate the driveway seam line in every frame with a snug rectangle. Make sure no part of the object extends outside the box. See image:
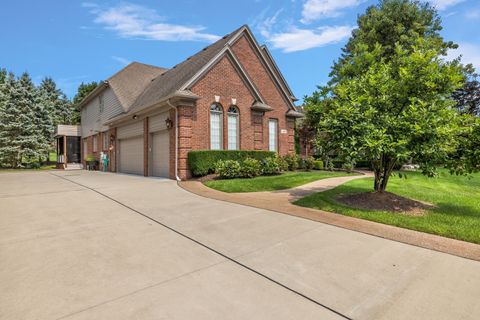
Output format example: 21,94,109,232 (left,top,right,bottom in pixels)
50,172,352,320
55,260,229,320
